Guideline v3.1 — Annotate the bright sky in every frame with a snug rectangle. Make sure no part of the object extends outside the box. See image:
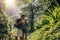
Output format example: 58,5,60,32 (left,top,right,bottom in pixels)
5,0,15,5
5,0,23,19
